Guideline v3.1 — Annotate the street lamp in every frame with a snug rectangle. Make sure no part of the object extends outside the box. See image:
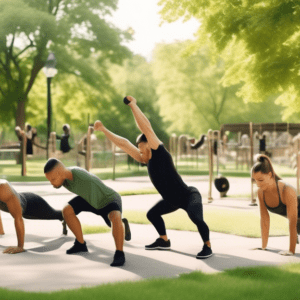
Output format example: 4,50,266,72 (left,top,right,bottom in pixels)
43,53,57,159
